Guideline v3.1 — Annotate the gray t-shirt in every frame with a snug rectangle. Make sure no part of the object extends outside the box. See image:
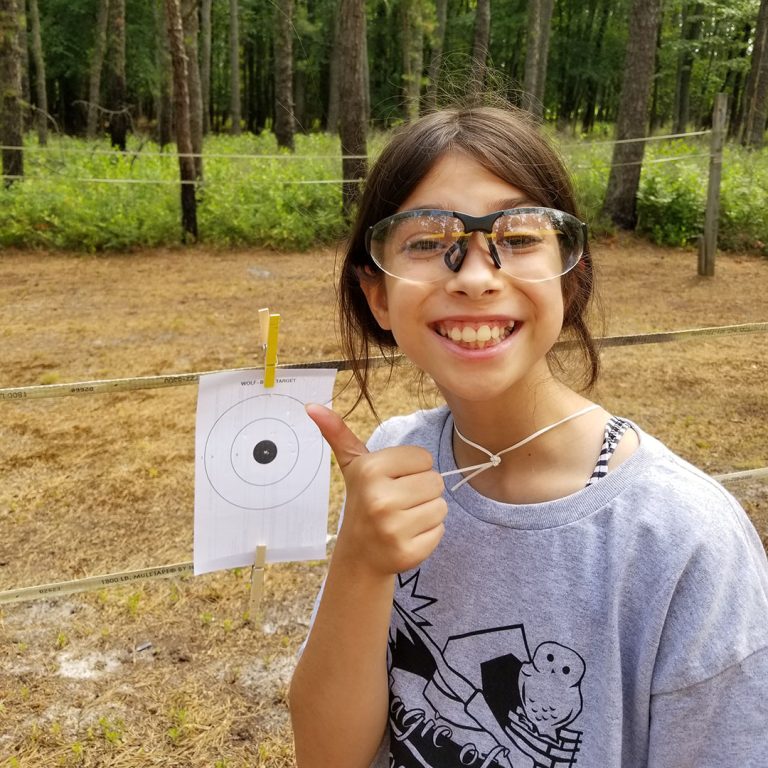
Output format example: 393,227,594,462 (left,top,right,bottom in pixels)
357,406,768,767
